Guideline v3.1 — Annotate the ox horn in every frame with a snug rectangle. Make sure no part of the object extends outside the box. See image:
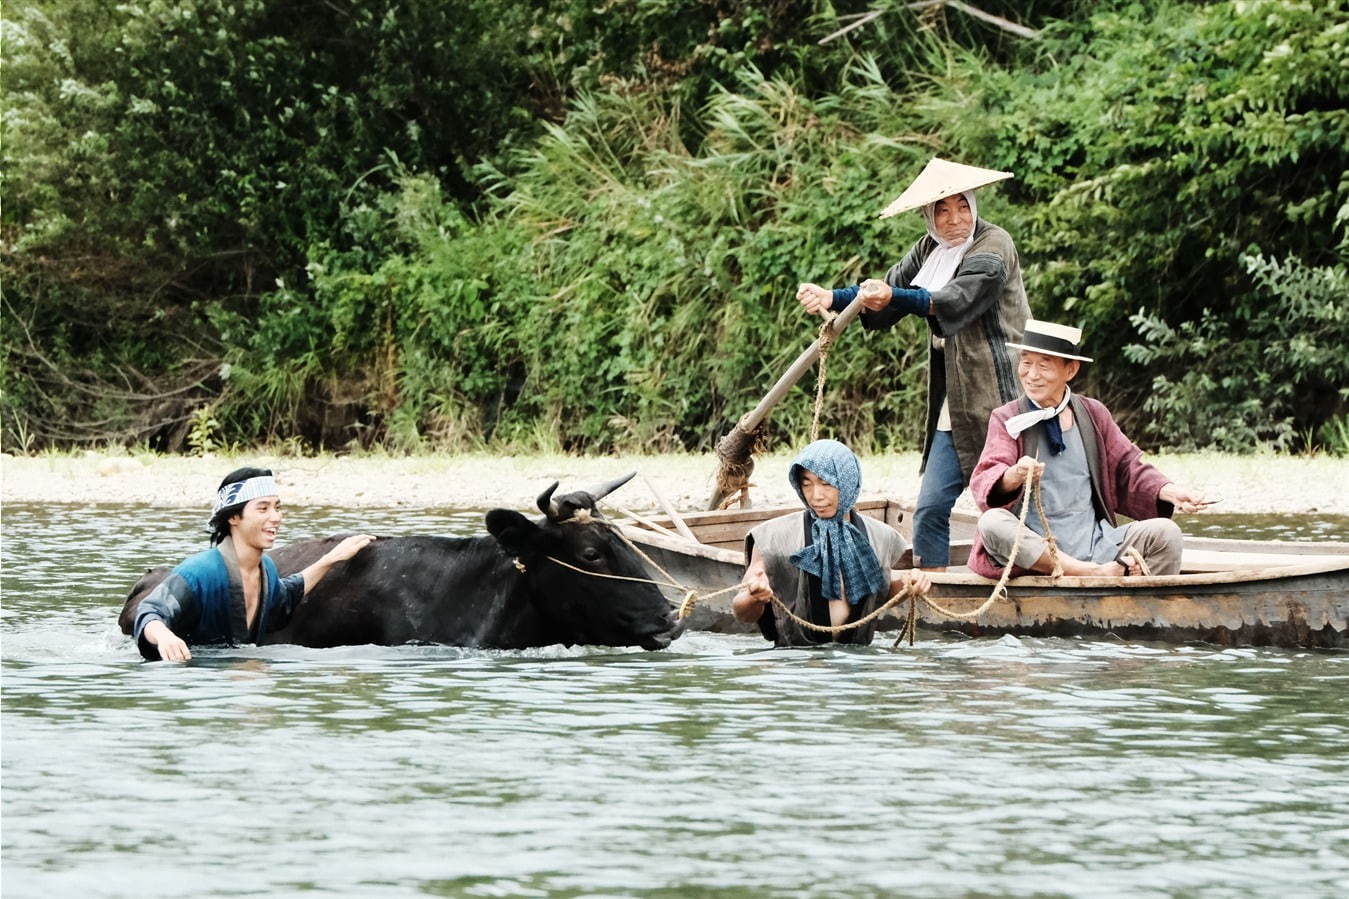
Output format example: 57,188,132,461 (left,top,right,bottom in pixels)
585,471,637,505
536,481,562,520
